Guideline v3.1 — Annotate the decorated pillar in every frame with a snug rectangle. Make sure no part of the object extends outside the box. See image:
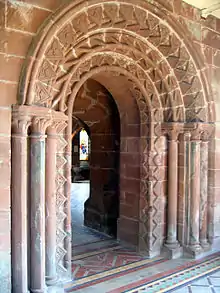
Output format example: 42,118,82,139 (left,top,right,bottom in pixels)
11,114,31,293
164,124,182,258
45,126,58,285
199,125,214,249
30,117,50,293
199,137,209,249
189,128,202,255
64,129,72,277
